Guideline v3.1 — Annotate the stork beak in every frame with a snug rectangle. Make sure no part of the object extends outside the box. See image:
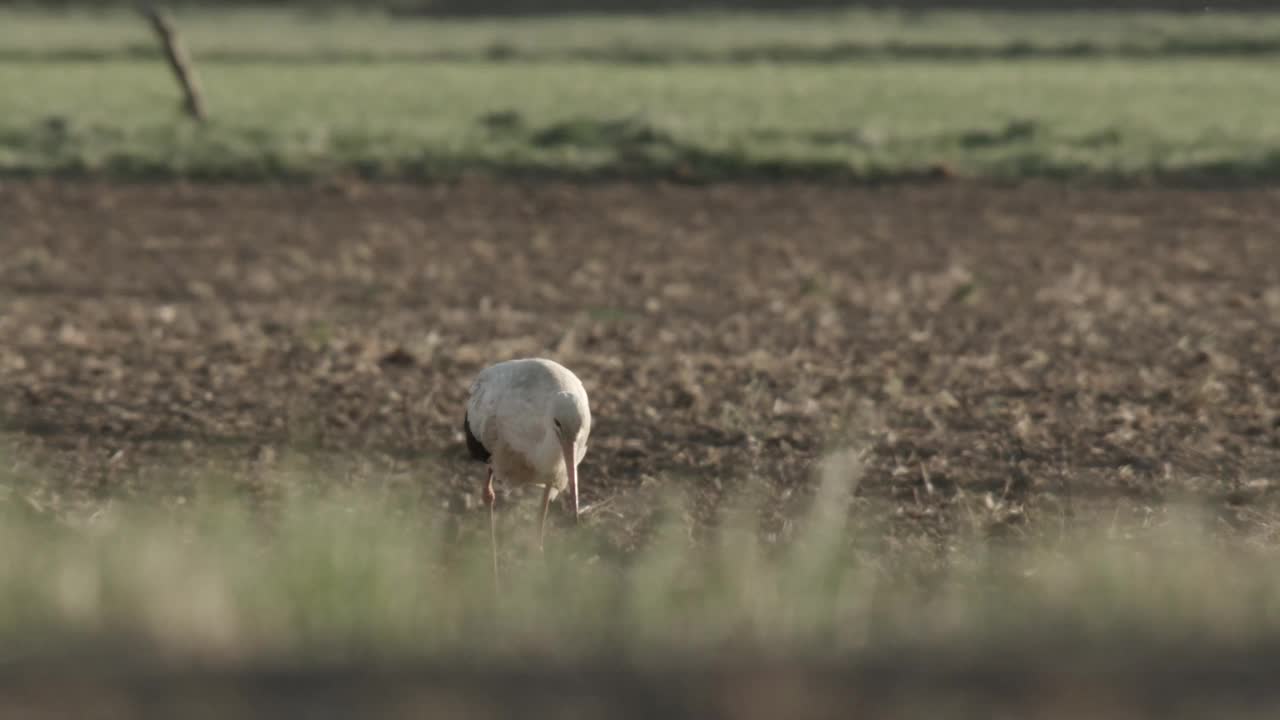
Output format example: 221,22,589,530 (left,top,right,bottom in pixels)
561,439,579,524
